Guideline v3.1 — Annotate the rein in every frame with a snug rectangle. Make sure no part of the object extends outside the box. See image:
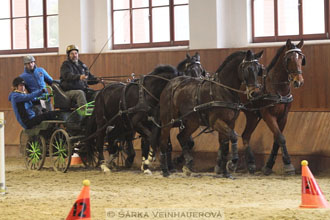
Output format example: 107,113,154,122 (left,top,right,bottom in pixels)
204,78,247,94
